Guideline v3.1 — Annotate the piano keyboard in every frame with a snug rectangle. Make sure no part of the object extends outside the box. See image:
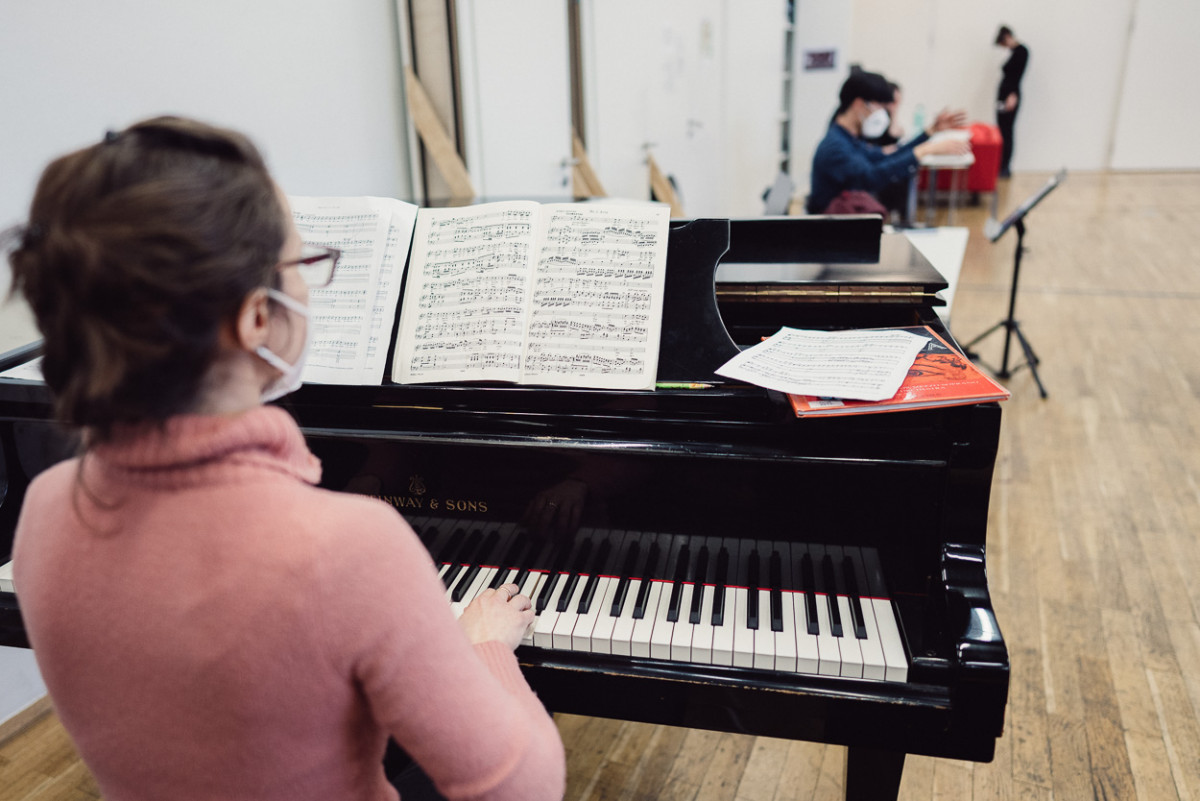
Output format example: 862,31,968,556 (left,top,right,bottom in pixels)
0,560,12,594
412,517,908,683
